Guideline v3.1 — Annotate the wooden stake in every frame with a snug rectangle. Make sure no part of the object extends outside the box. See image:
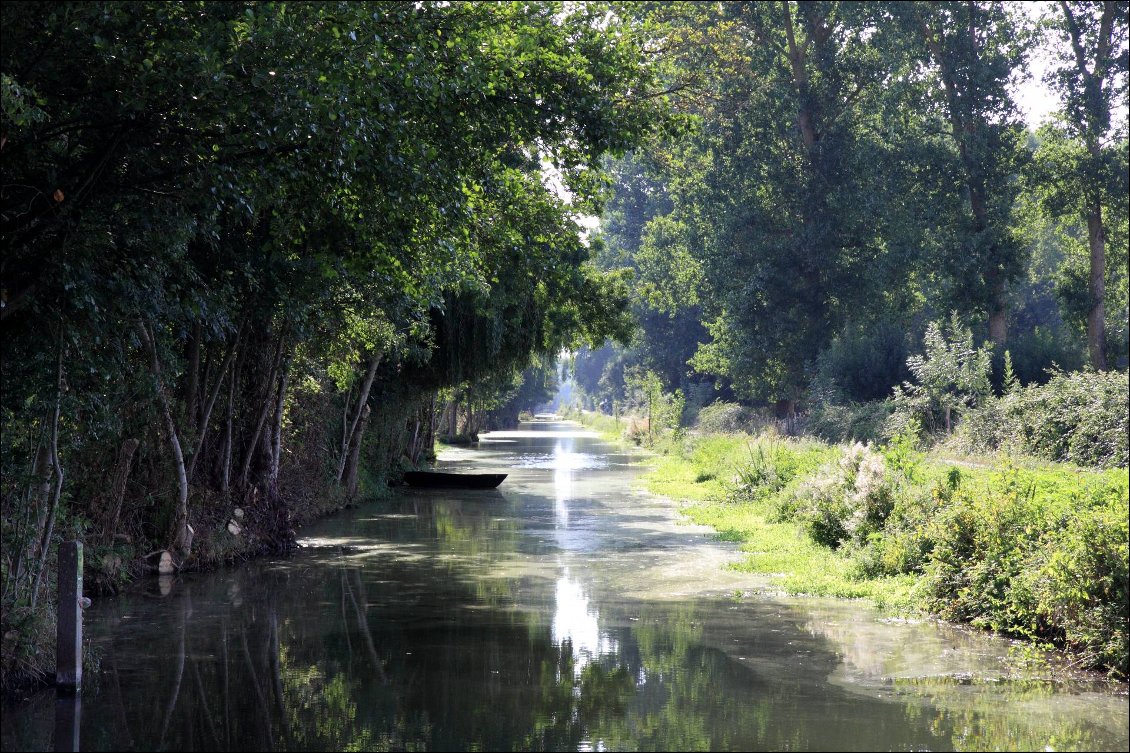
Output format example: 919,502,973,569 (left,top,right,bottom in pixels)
56,540,83,689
